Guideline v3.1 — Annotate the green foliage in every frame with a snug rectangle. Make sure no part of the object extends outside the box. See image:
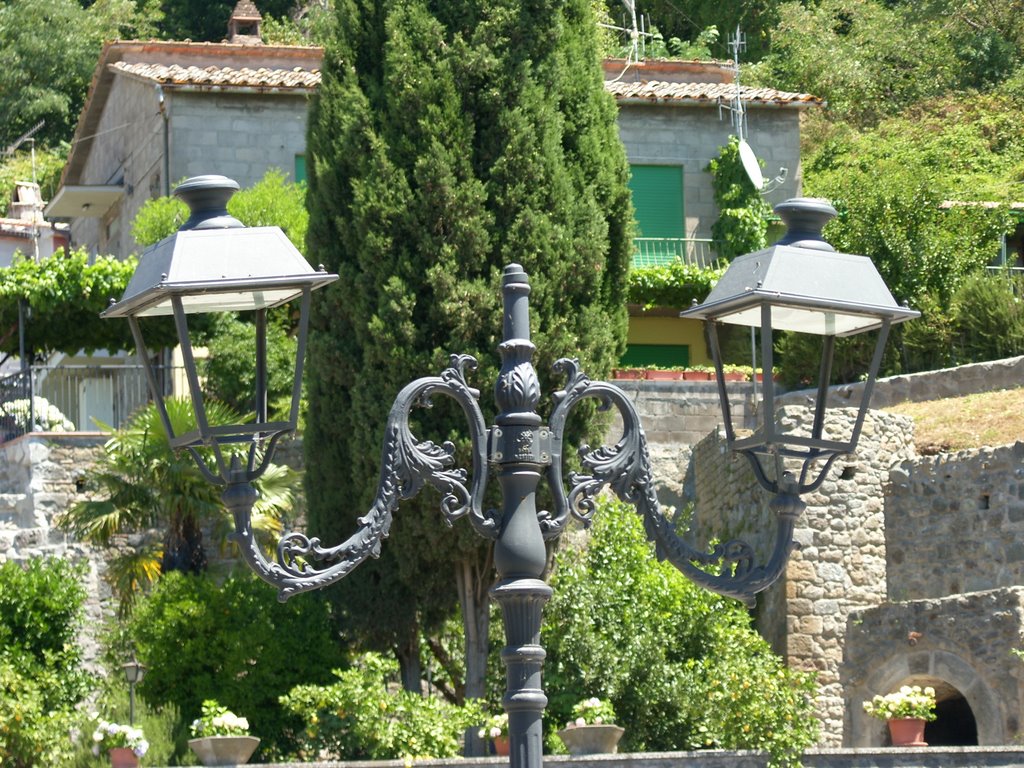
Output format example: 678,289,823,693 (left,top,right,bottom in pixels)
280,653,484,760
706,137,772,261
58,398,298,612
625,0,782,61
304,0,632,700
0,249,178,359
0,144,67,213
762,0,957,127
127,570,347,761
643,25,719,61
626,261,725,309
131,169,308,252
950,271,1024,363
190,700,251,737
202,313,299,421
542,500,818,766
0,558,91,767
